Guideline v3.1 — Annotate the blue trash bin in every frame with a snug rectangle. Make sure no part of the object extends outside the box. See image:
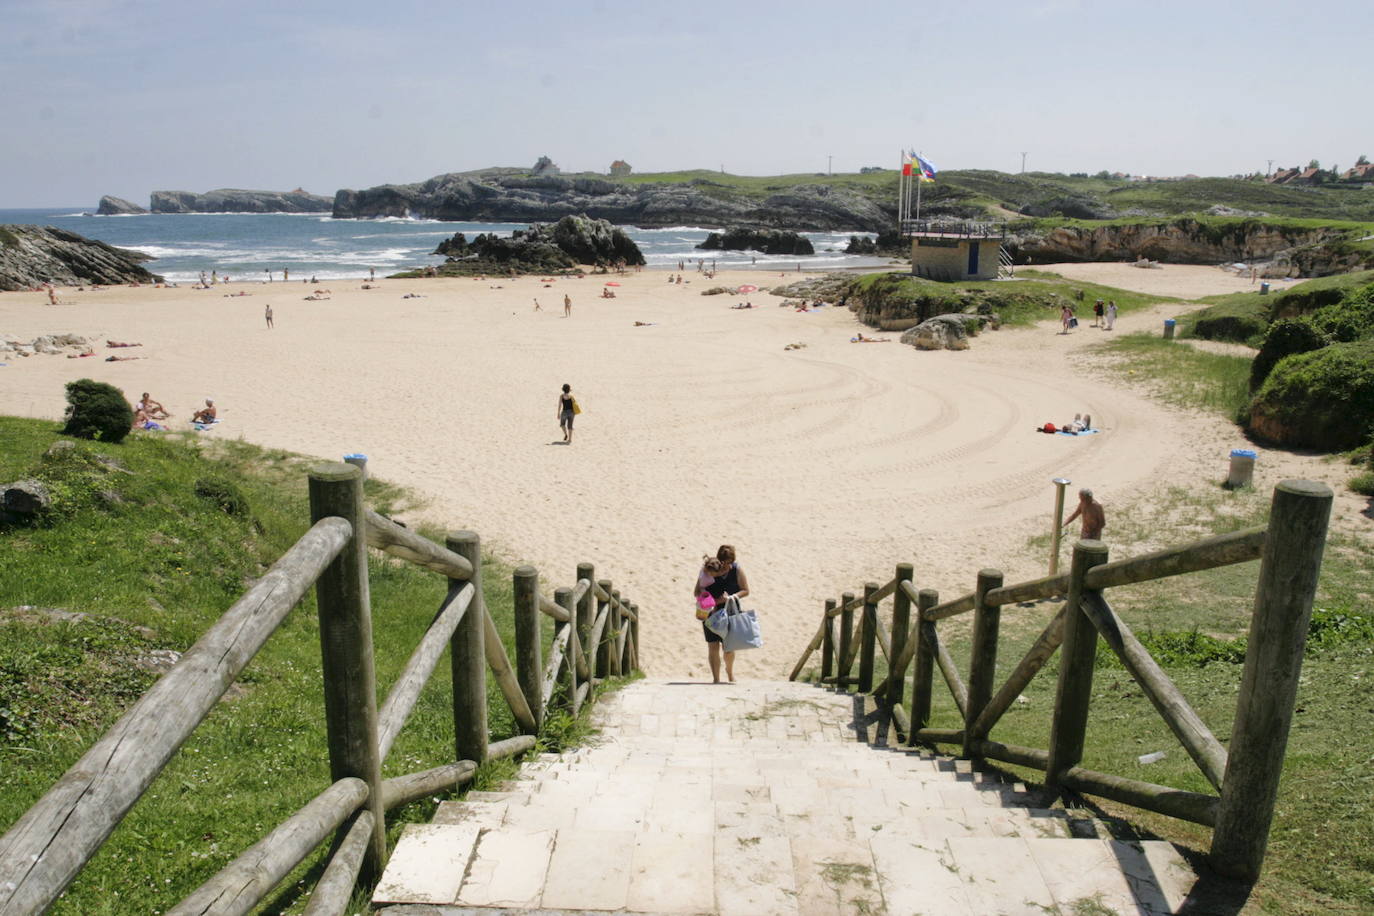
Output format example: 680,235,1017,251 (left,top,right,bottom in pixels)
1259,281,1270,295
1163,318,1176,339
343,453,368,480
1226,448,1256,488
